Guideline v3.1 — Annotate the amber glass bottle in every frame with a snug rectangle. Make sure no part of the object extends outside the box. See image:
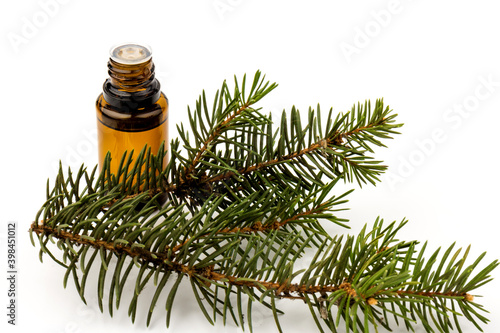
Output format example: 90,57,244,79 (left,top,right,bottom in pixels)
96,43,168,176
